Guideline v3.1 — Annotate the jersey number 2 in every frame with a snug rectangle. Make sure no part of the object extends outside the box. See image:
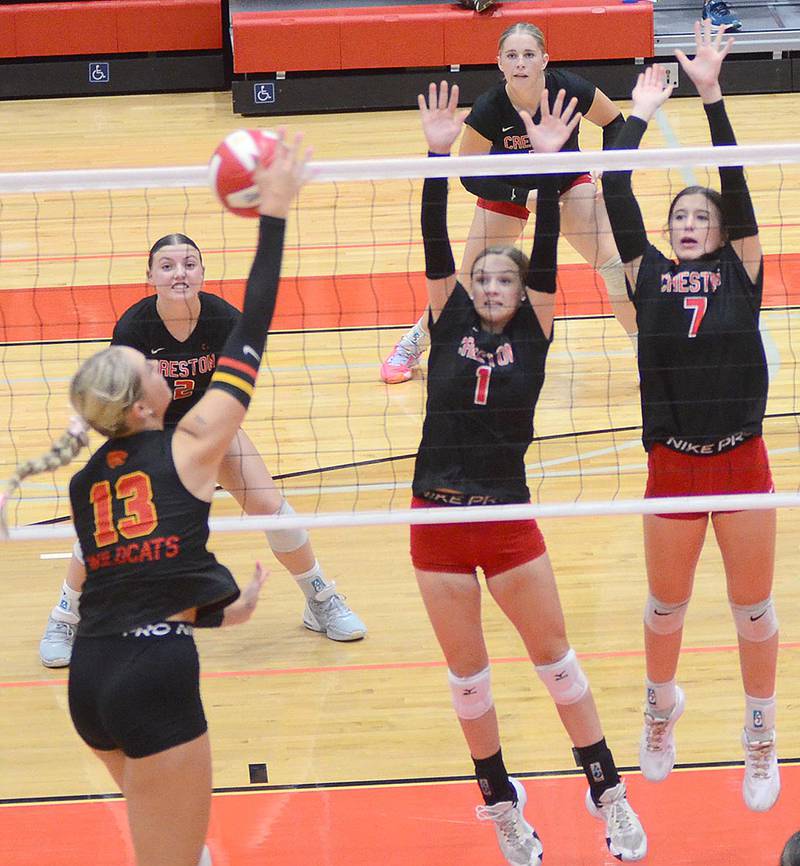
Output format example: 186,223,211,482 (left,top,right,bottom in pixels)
474,365,492,405
89,471,158,547
683,297,708,338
